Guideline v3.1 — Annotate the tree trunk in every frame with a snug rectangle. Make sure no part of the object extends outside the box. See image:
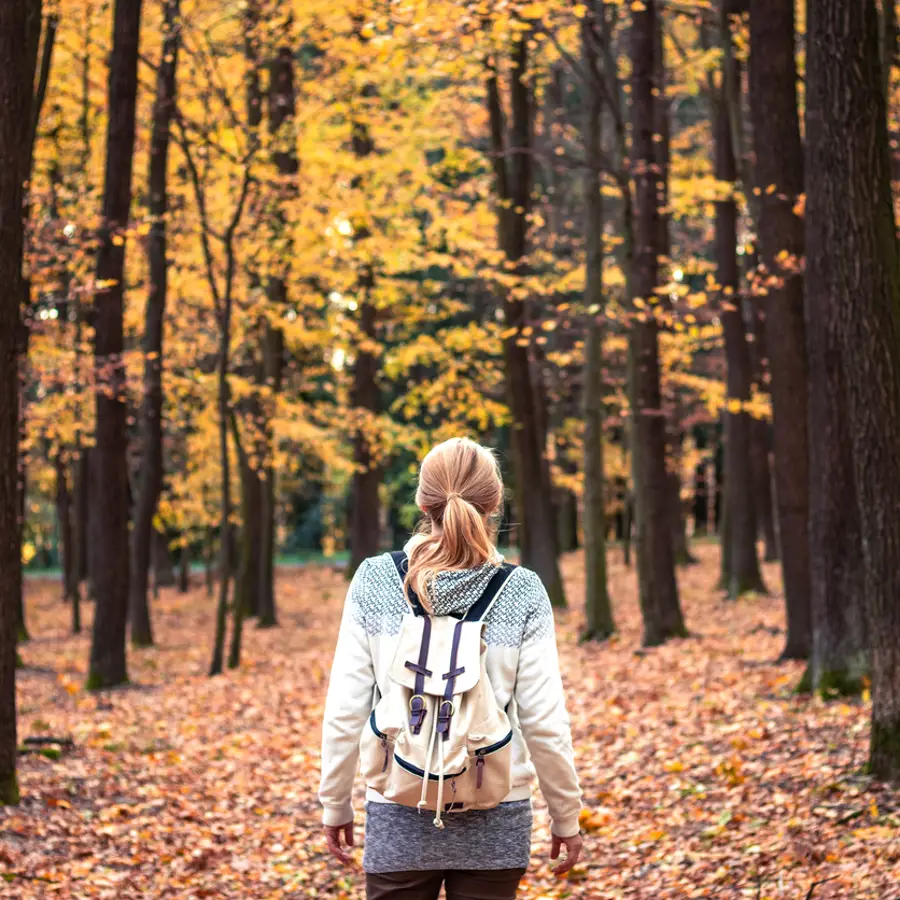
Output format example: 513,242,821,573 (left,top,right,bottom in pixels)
228,419,251,669
748,0,811,659
130,0,180,648
15,291,30,645
256,41,295,625
55,456,76,607
235,453,262,616
629,0,685,645
715,29,766,599
346,34,382,580
348,301,382,577
178,542,190,593
0,0,31,806
57,455,81,635
556,491,579,554
807,0,900,776
485,37,565,606
152,528,175,587
209,308,233,677
73,448,89,585
747,300,779,561
88,0,144,690
580,5,614,640
655,8,693,569
750,419,778,561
